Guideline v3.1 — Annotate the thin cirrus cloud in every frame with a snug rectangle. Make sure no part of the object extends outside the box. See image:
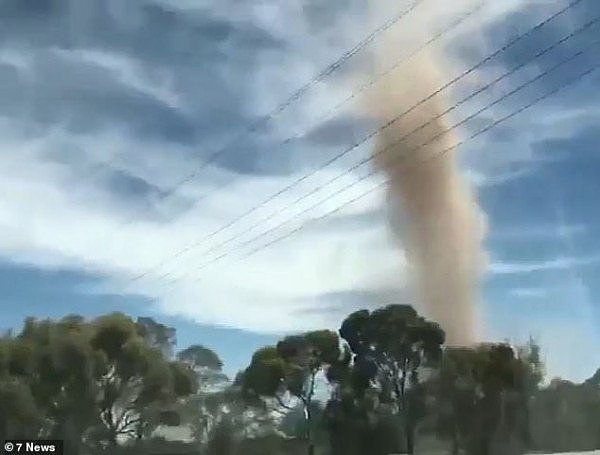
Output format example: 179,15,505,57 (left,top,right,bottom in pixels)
508,287,548,298
488,255,600,275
